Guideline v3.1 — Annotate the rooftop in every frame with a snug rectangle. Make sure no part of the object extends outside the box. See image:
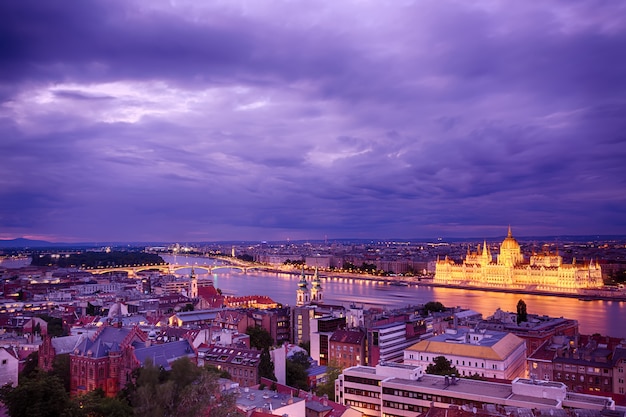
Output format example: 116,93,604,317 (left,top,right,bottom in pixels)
234,387,304,414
